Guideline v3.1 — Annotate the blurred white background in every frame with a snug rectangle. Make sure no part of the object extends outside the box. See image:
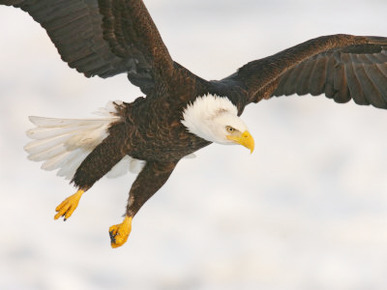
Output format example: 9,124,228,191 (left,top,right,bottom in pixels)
1,0,387,289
